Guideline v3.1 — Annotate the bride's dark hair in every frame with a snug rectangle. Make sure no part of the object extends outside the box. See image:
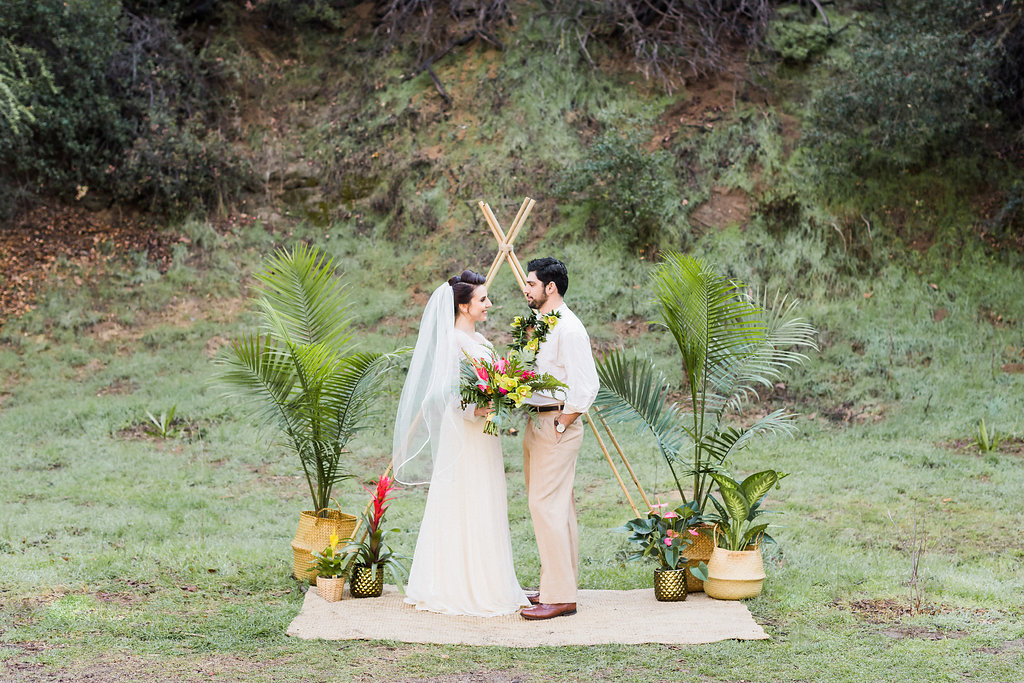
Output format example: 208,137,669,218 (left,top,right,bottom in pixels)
448,269,486,317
